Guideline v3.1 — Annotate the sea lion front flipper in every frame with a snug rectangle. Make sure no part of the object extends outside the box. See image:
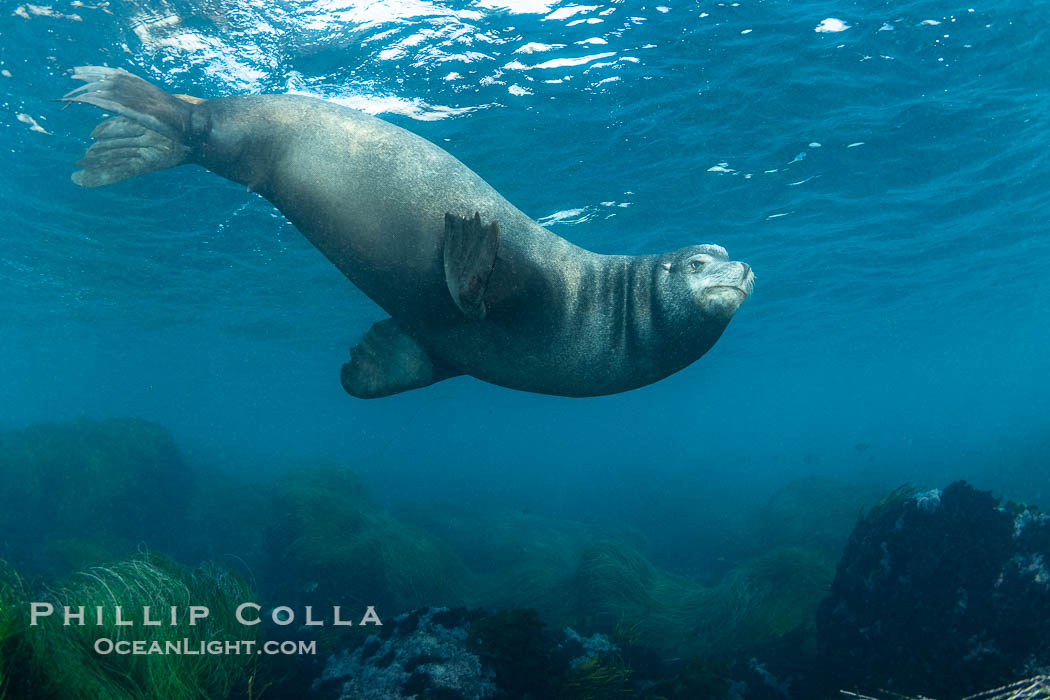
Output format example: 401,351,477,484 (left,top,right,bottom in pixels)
443,212,500,320
341,319,458,398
